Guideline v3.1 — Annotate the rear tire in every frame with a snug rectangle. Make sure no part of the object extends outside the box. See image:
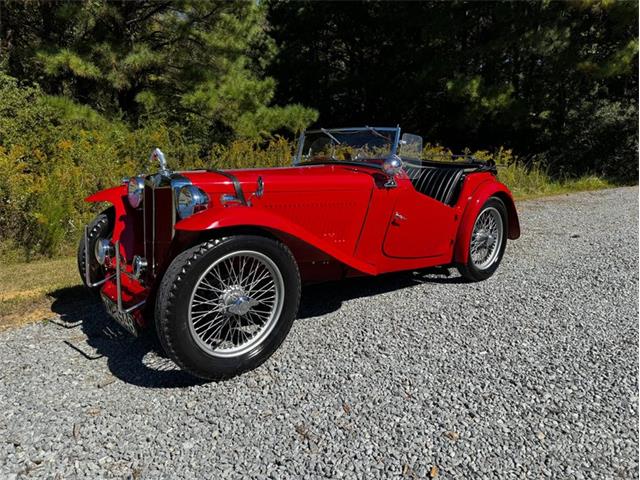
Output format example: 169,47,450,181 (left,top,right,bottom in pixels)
77,207,114,292
457,197,507,282
155,235,301,381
